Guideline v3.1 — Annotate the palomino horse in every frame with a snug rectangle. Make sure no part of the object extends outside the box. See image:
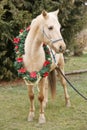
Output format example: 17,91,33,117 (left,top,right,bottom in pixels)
23,10,71,124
